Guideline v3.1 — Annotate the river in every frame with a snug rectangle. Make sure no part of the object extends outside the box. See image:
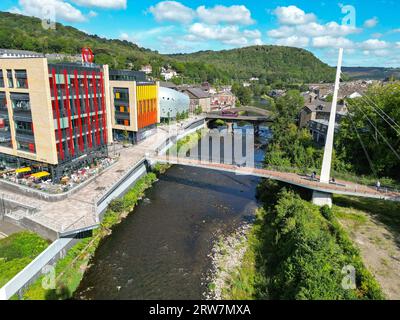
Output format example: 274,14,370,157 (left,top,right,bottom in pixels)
74,124,269,300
